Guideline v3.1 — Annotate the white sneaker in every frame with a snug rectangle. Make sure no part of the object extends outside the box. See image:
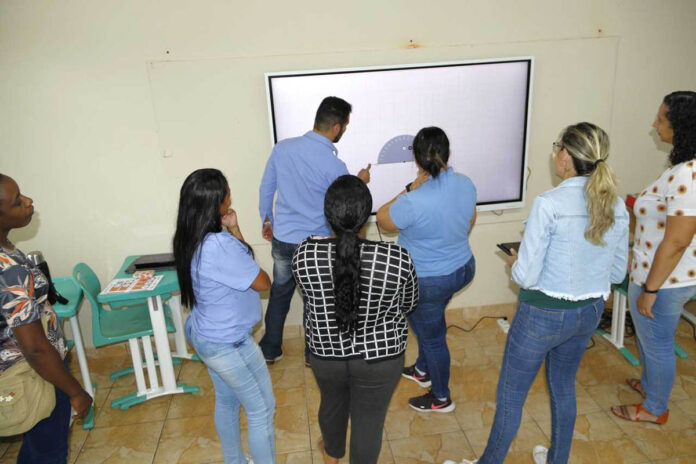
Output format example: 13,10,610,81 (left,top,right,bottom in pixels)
442,459,477,464
532,445,548,464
